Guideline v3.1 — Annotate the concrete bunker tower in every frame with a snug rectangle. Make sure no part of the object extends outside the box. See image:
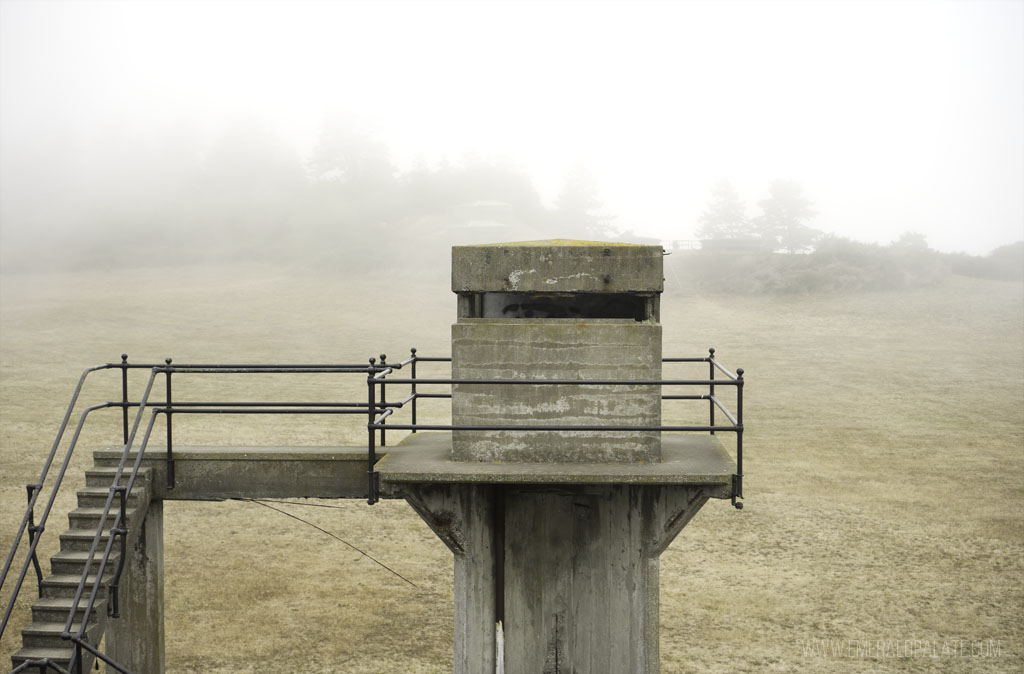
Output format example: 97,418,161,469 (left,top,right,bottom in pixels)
380,240,740,673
